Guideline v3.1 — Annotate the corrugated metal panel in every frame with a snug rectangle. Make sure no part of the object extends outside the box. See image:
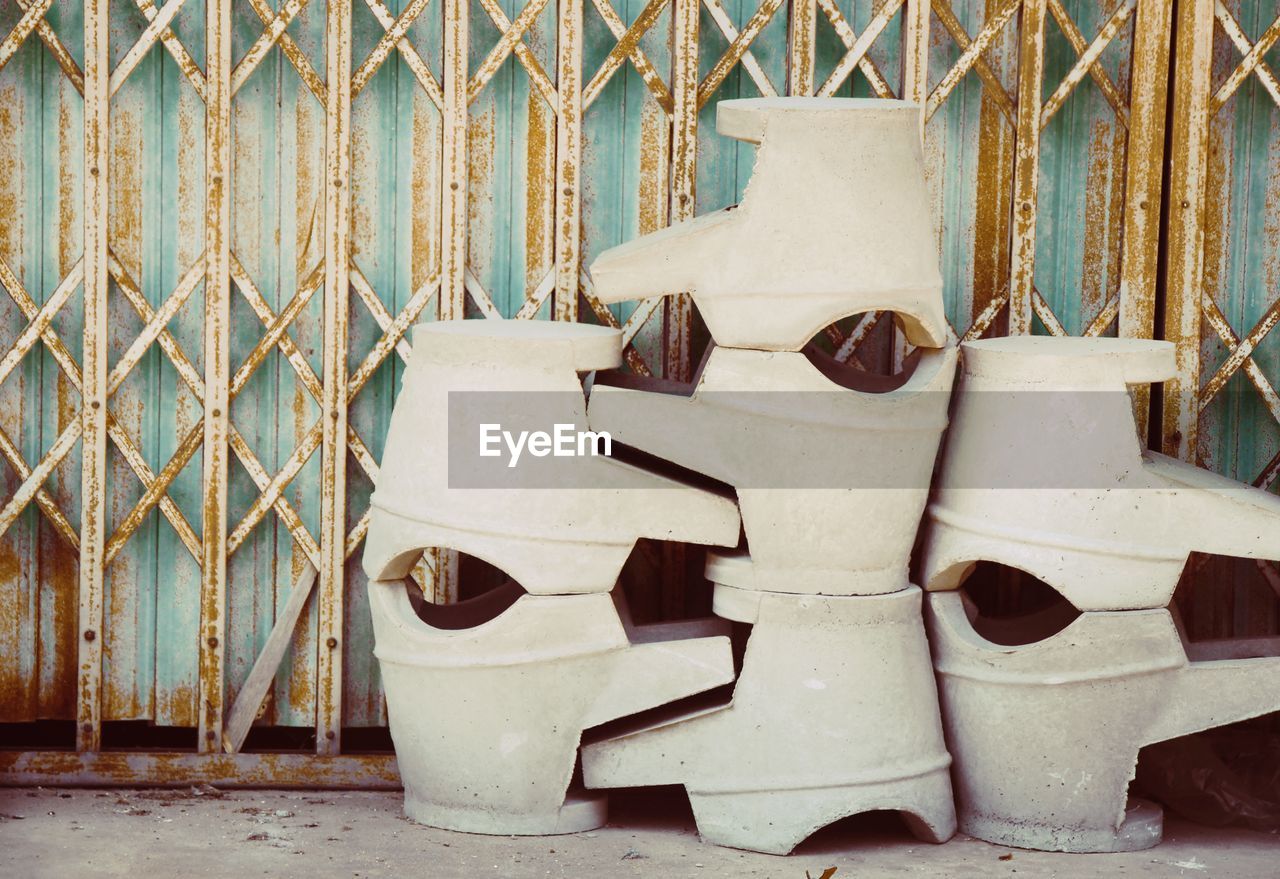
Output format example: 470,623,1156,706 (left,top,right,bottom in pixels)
1165,0,1280,640
0,0,1264,784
